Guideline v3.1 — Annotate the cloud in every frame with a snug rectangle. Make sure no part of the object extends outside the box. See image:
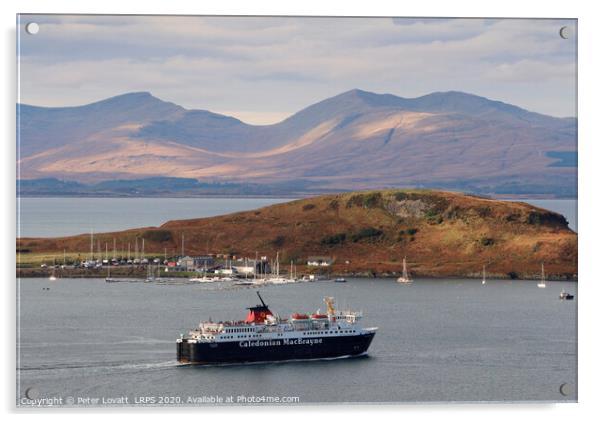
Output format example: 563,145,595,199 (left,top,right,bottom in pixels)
17,15,577,122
